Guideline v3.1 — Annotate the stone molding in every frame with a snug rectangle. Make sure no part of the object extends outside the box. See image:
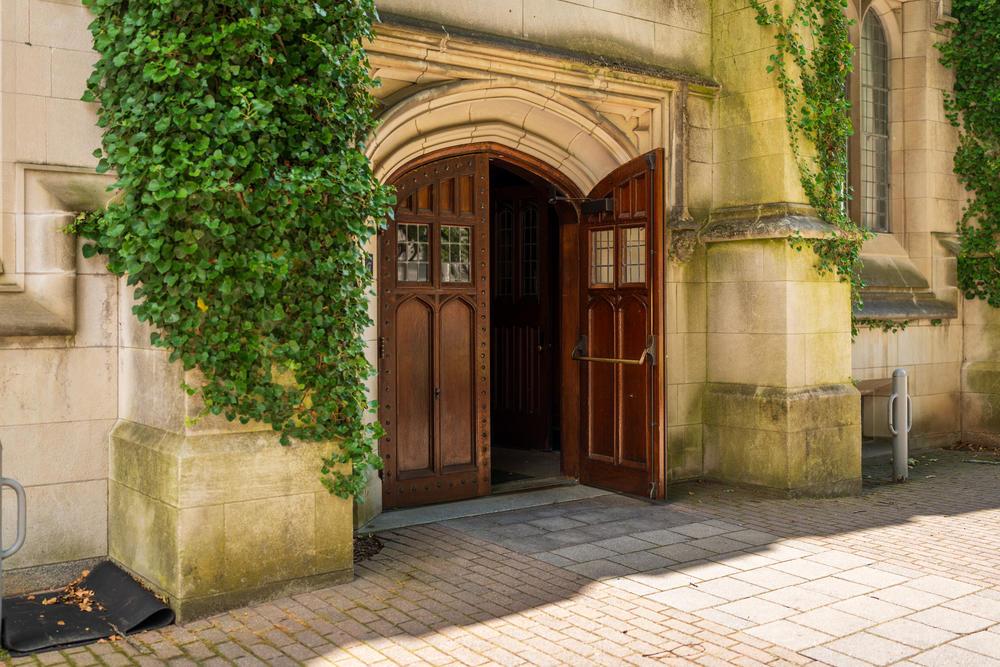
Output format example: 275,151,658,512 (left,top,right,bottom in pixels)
369,78,639,191
700,203,838,243
375,12,720,91
0,164,115,336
